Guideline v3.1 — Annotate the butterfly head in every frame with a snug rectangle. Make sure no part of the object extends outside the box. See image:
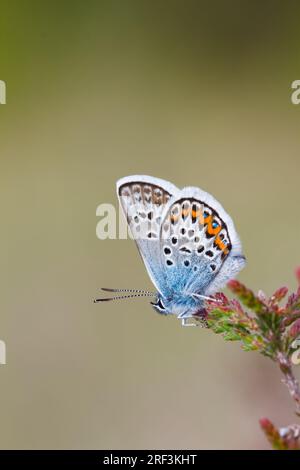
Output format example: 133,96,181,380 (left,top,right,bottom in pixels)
150,295,170,315
150,292,205,318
